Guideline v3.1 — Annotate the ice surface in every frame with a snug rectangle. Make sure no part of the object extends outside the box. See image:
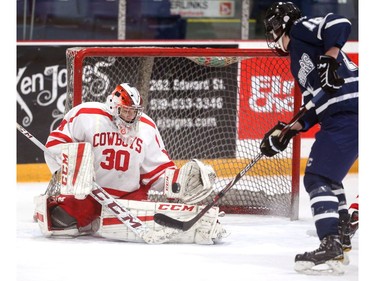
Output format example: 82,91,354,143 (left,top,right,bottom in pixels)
11,175,361,281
